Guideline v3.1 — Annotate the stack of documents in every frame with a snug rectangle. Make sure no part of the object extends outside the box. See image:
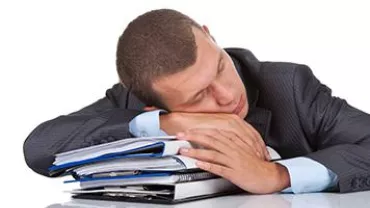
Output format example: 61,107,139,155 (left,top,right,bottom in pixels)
49,136,246,204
